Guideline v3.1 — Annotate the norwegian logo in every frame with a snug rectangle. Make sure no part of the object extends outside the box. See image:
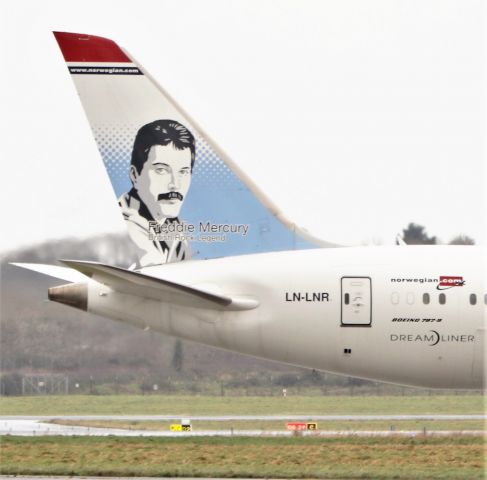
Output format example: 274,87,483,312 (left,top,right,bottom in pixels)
390,276,466,290
437,276,465,290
